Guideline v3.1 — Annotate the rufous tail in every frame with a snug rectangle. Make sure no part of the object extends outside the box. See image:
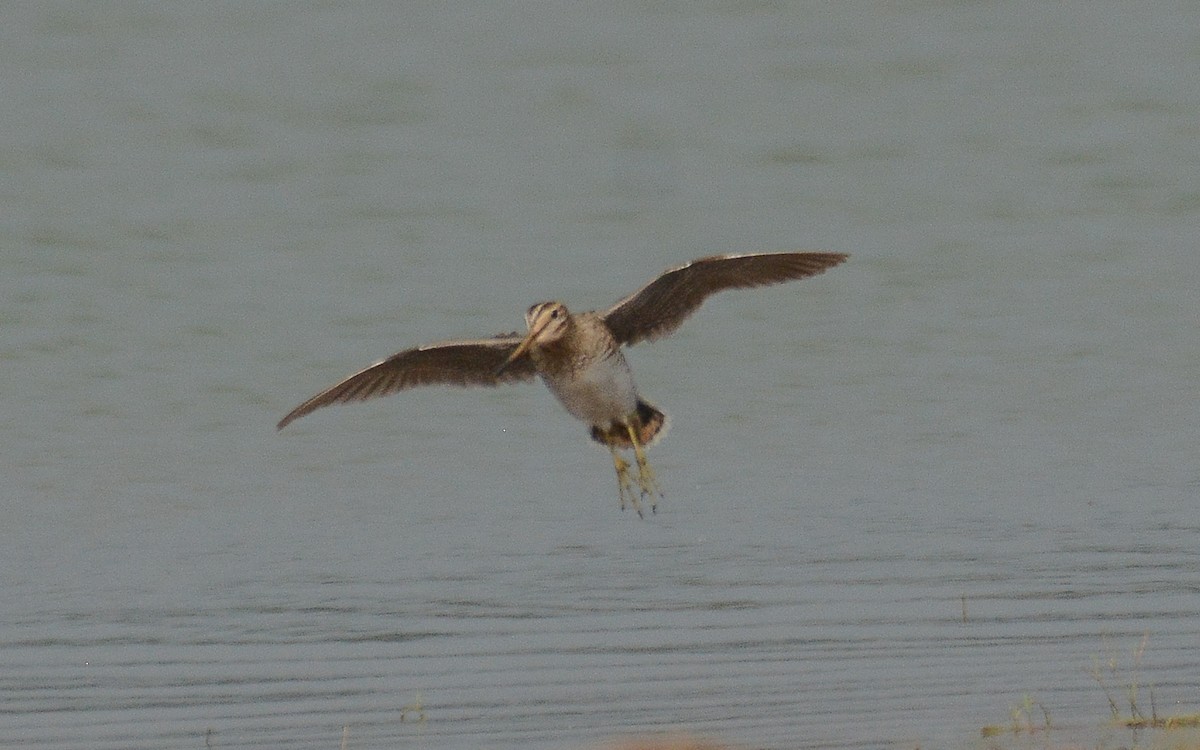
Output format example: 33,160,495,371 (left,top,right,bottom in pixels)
589,399,669,449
